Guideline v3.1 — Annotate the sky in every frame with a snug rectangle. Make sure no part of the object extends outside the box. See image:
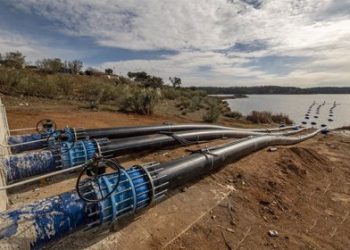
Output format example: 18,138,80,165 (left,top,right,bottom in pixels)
0,0,349,87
